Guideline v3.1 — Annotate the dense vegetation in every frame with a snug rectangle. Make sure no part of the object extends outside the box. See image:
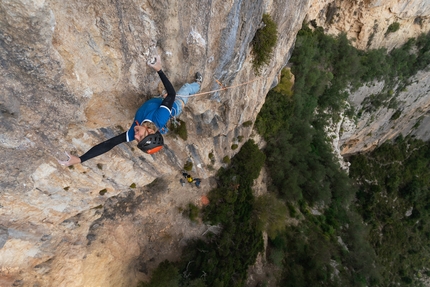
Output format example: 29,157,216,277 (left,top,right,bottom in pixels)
350,136,430,285
251,13,278,74
139,140,266,287
138,24,430,287
254,24,430,286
